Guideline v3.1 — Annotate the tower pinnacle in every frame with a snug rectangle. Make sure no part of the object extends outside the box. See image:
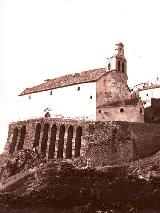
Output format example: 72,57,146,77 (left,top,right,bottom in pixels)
115,42,124,57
